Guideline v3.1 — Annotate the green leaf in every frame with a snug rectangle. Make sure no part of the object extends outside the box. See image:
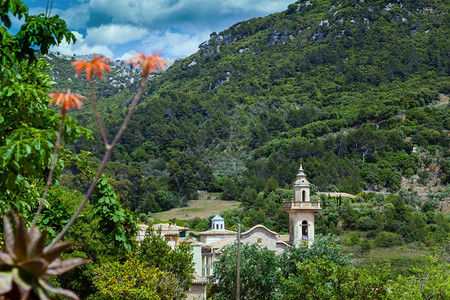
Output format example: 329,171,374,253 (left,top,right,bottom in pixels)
2,145,14,161
6,173,16,190
24,144,31,154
